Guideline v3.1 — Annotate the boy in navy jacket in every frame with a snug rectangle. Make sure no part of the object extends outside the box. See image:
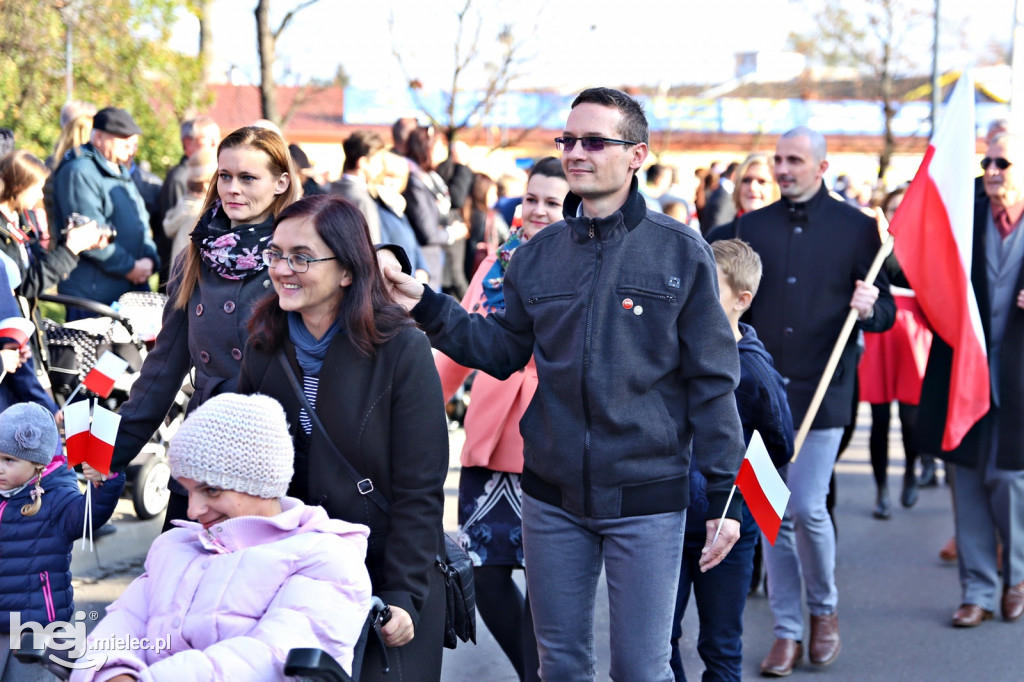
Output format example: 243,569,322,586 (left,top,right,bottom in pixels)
671,238,794,681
